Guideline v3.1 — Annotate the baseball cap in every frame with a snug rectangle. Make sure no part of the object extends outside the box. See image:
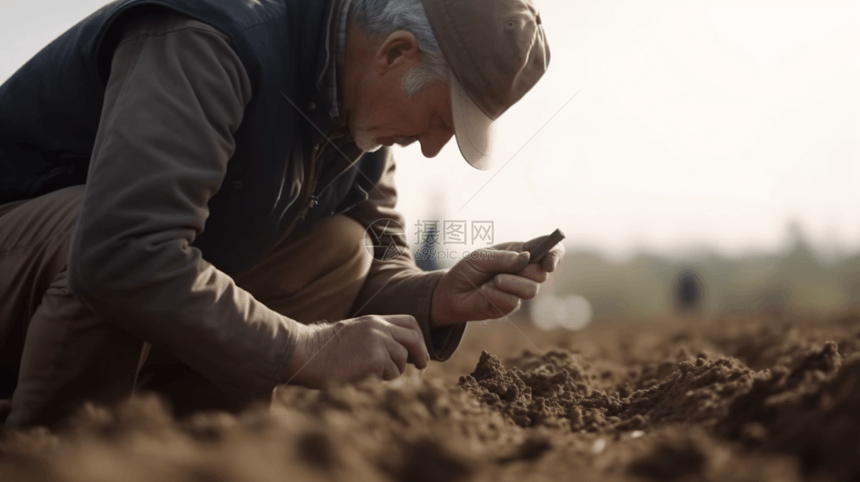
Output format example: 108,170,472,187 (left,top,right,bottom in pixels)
421,0,550,170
